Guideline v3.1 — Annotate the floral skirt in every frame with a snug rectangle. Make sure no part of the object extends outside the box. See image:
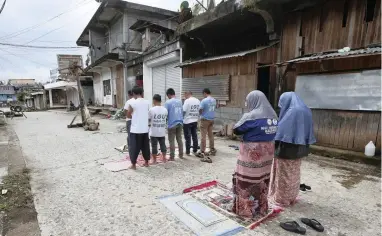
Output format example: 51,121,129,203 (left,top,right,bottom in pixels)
268,157,302,207
232,141,274,218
